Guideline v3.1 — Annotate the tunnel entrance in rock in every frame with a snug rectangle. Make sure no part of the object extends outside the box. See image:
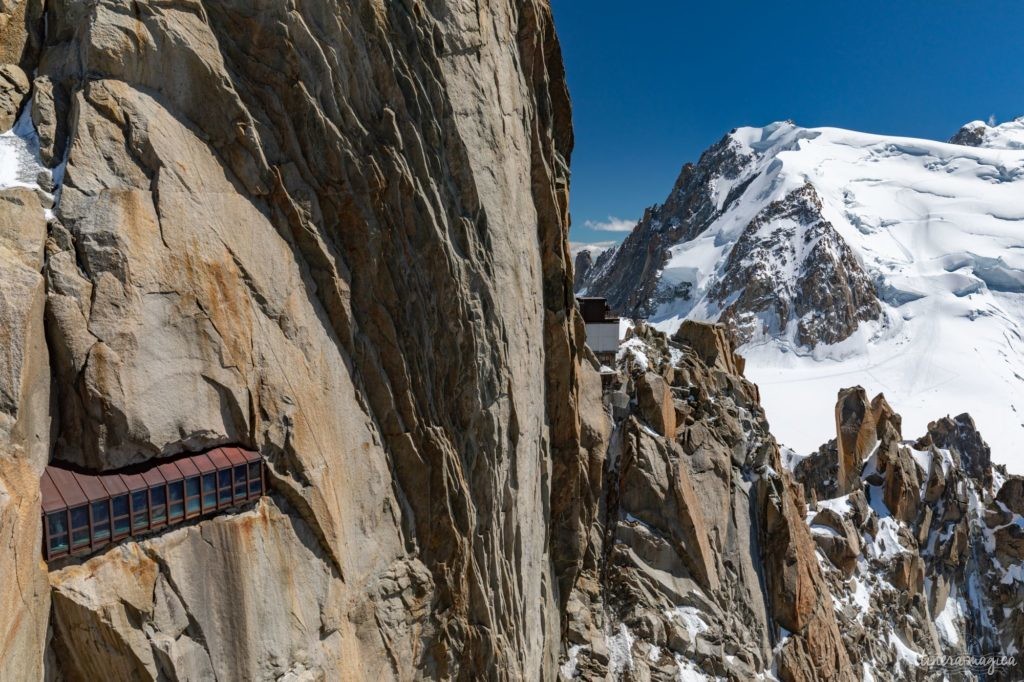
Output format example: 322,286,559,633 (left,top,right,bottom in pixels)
40,447,266,561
